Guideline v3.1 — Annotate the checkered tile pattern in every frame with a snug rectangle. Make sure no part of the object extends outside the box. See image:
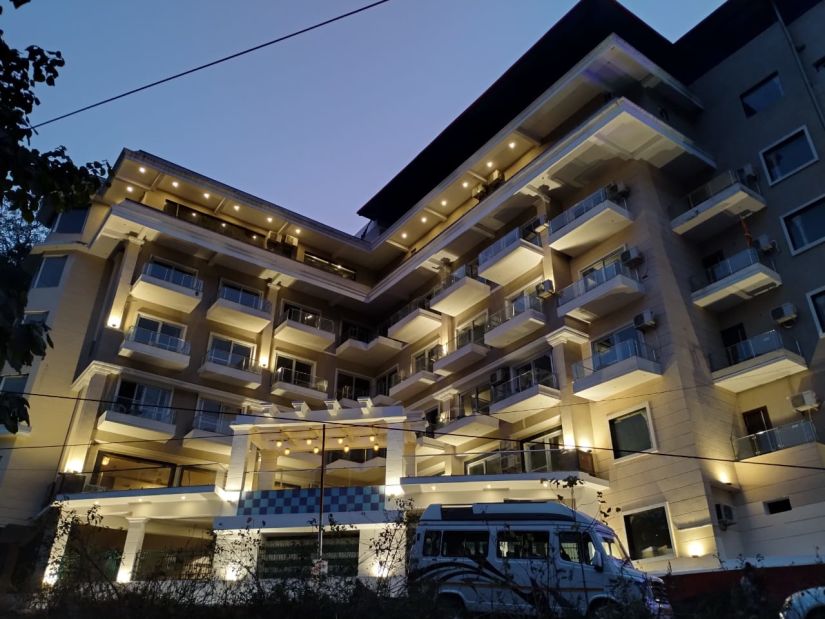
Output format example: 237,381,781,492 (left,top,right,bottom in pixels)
237,485,385,517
